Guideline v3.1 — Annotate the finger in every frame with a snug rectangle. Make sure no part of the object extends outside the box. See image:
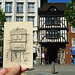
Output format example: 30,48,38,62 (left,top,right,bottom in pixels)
6,68,11,72
6,64,21,75
0,68,8,74
0,73,4,75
